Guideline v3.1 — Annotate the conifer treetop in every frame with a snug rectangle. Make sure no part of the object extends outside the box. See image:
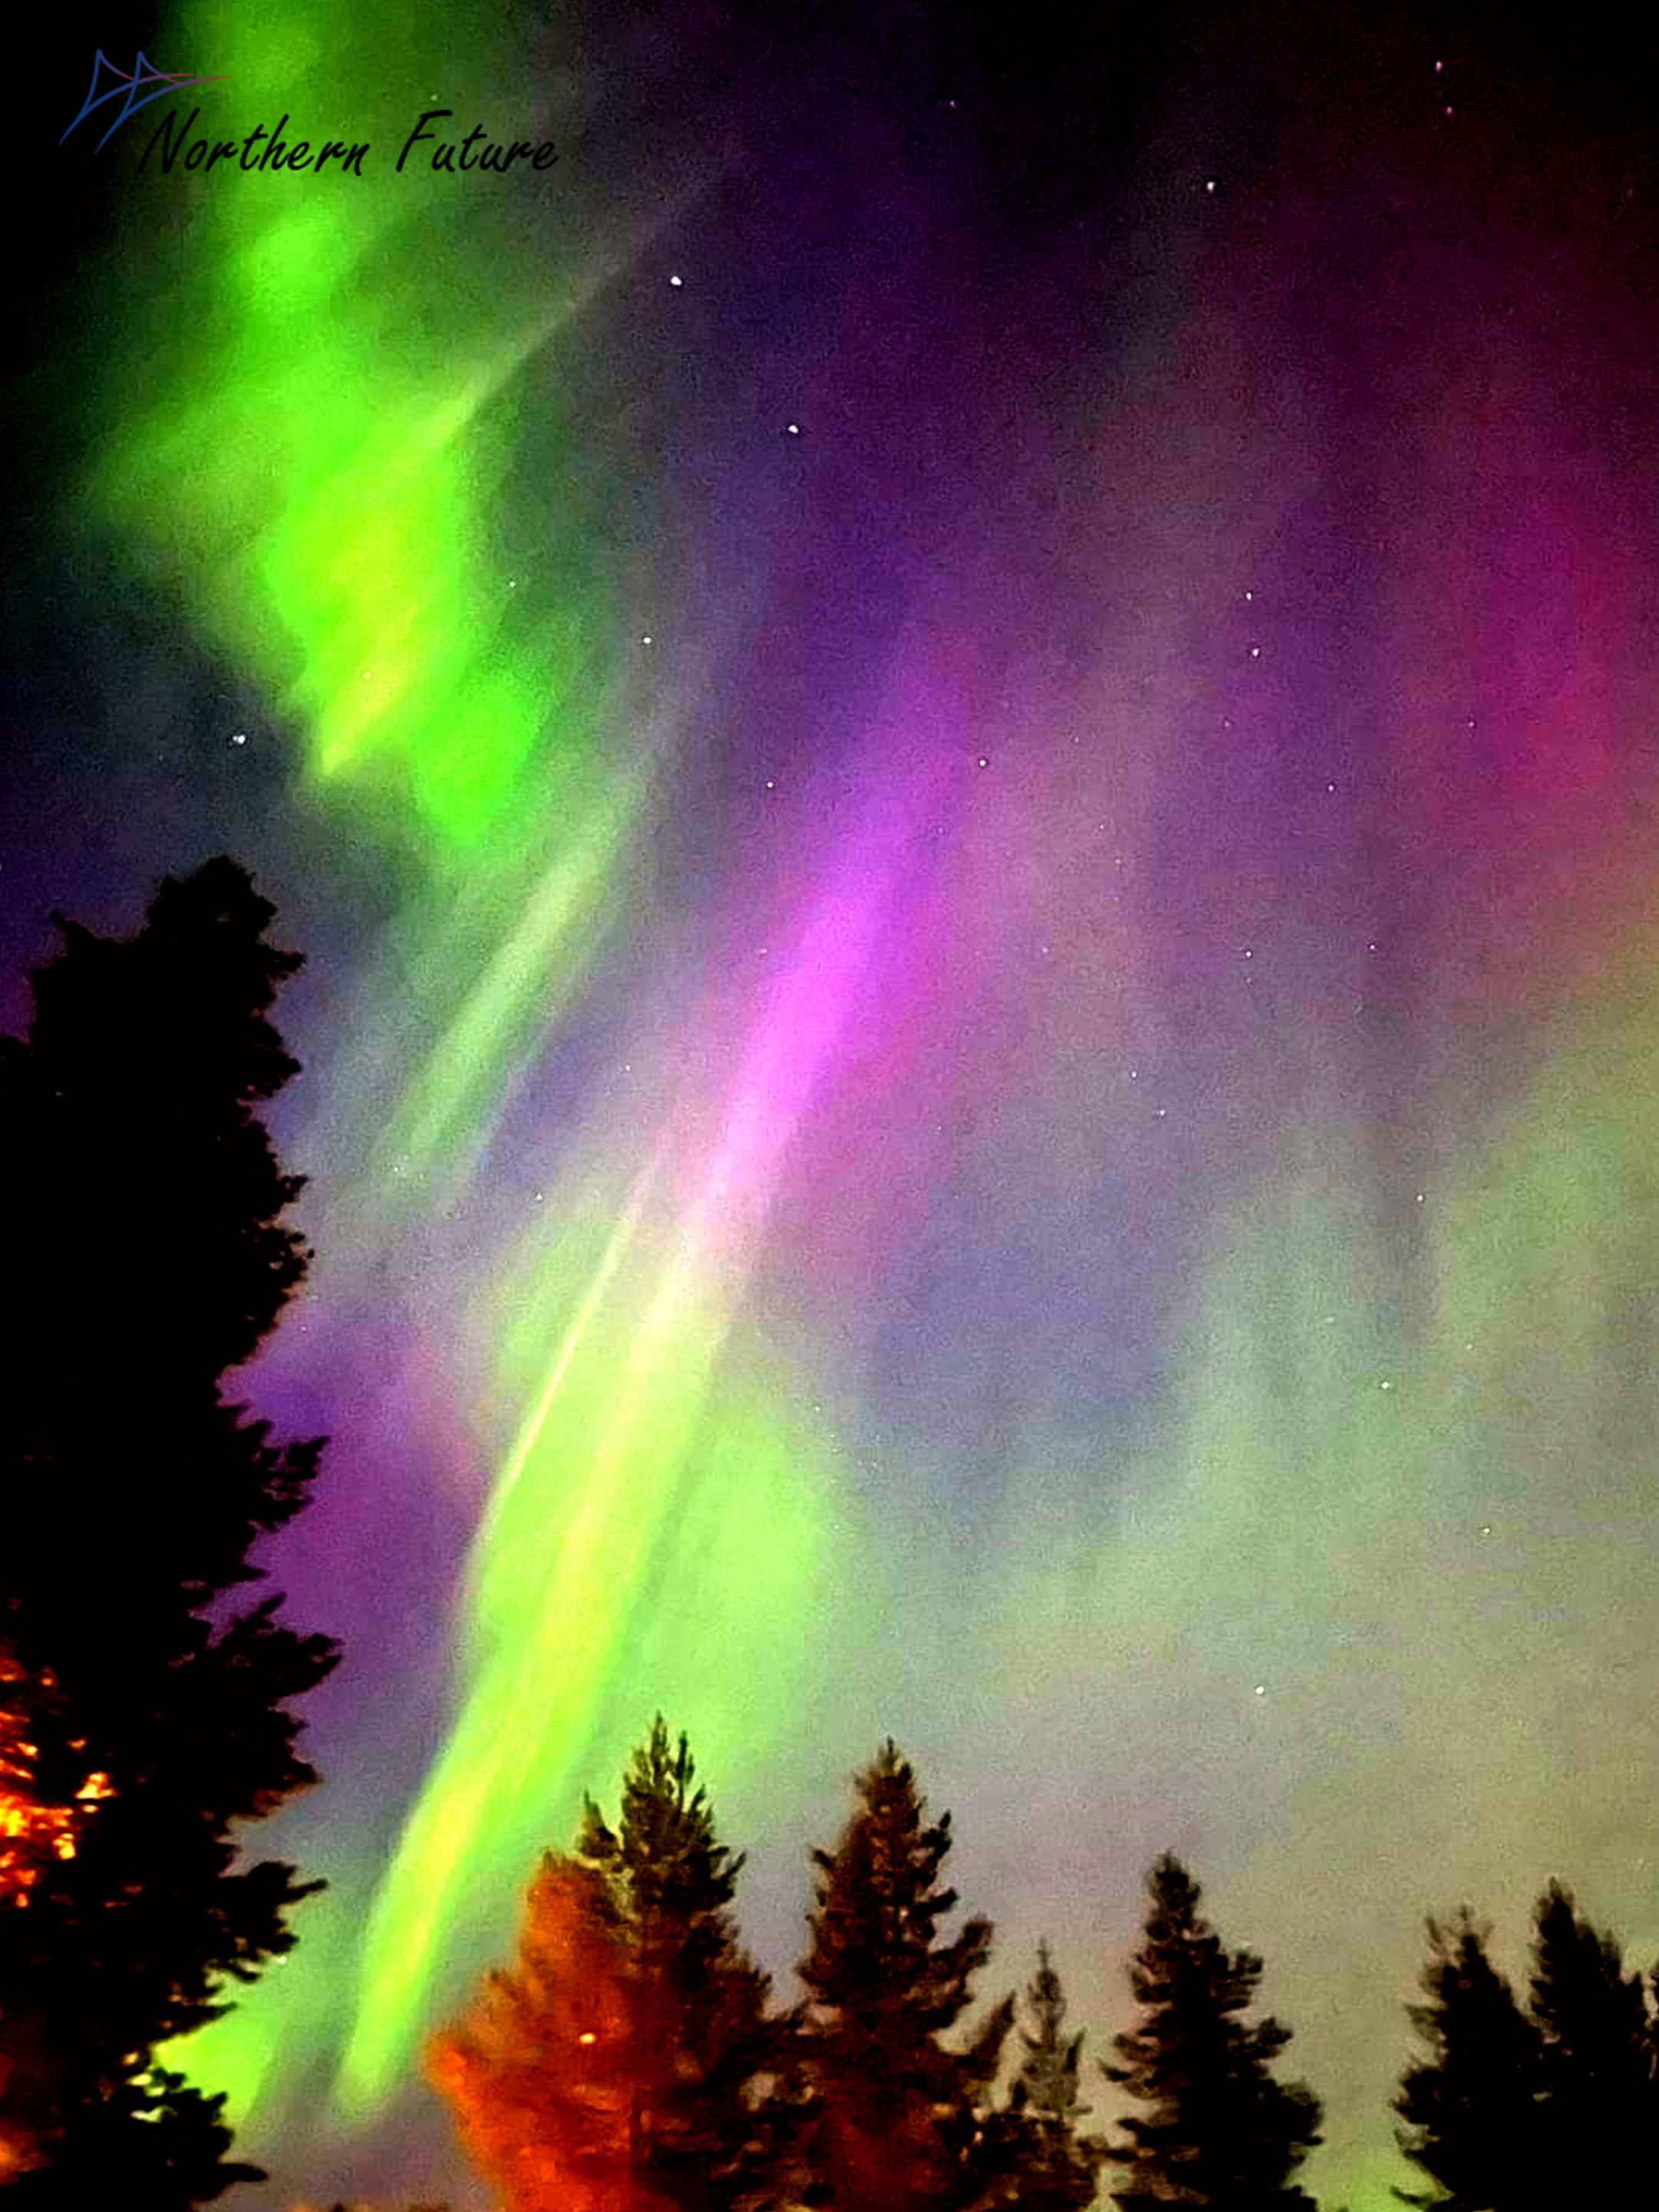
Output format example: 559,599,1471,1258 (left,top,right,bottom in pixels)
1014,1937,1091,2128
1106,1853,1321,2212
801,1737,993,2043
